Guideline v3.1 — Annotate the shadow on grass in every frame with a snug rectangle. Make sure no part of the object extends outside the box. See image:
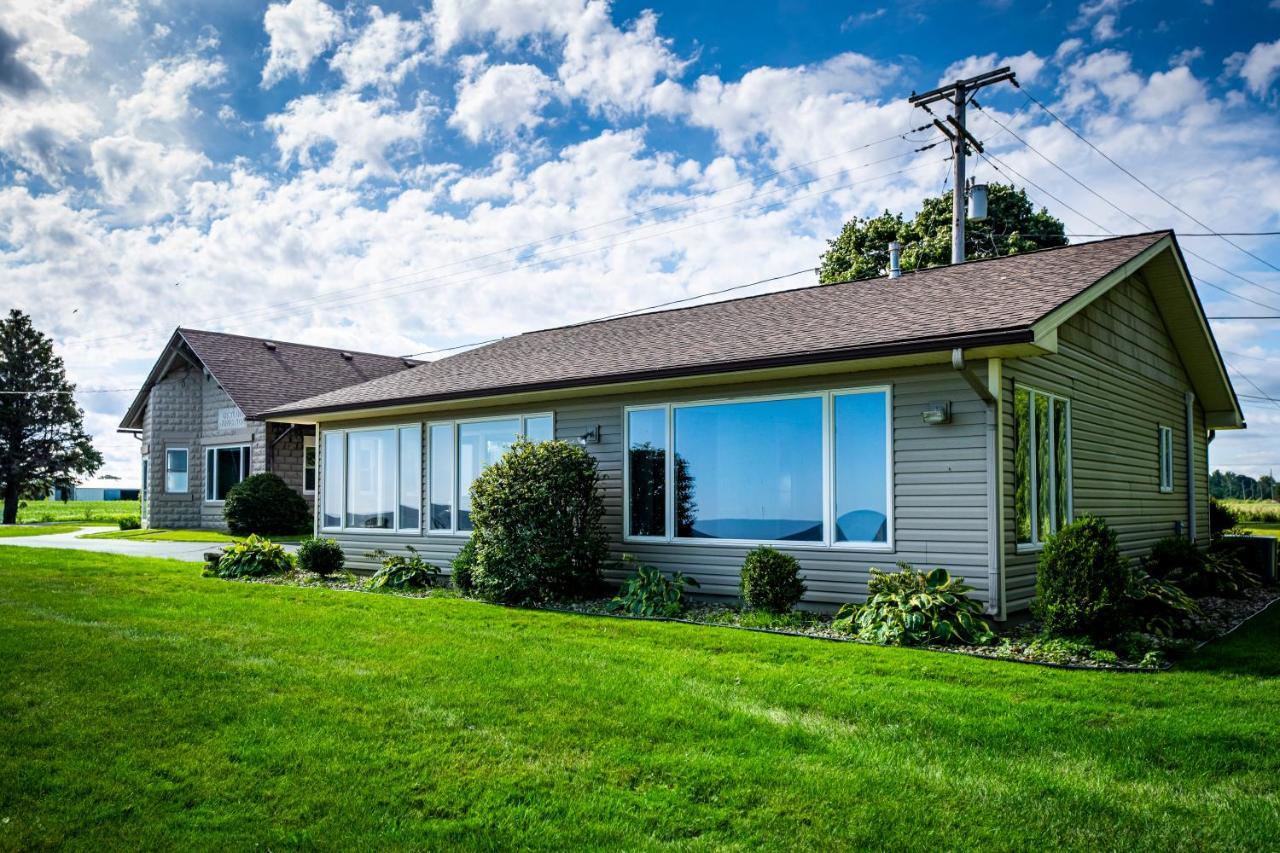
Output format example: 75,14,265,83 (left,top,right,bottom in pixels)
1177,598,1280,677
